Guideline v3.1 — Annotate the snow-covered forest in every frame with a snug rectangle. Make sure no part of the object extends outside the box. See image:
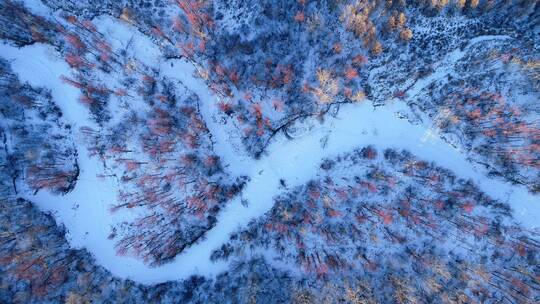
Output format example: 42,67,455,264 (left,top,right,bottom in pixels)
0,0,538,303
